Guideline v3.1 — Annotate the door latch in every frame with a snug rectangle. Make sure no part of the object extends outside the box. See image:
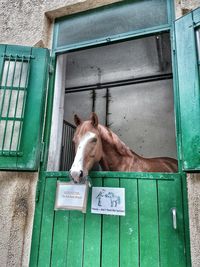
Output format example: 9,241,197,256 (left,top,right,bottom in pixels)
171,207,177,230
